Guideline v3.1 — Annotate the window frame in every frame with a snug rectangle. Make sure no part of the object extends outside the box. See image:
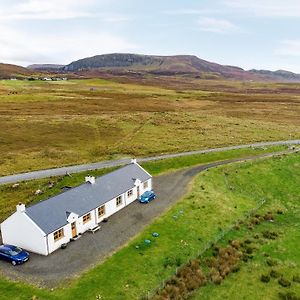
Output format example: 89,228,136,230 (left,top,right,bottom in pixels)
116,195,122,206
82,212,91,224
127,189,133,197
98,205,105,217
53,228,64,242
